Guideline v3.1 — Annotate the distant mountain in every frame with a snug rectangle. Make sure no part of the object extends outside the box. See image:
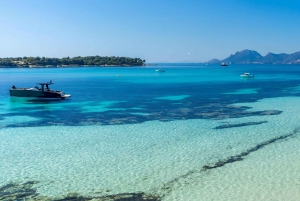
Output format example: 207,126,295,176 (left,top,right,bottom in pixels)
223,50,263,63
285,51,300,64
207,49,300,64
260,52,289,64
207,58,221,64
